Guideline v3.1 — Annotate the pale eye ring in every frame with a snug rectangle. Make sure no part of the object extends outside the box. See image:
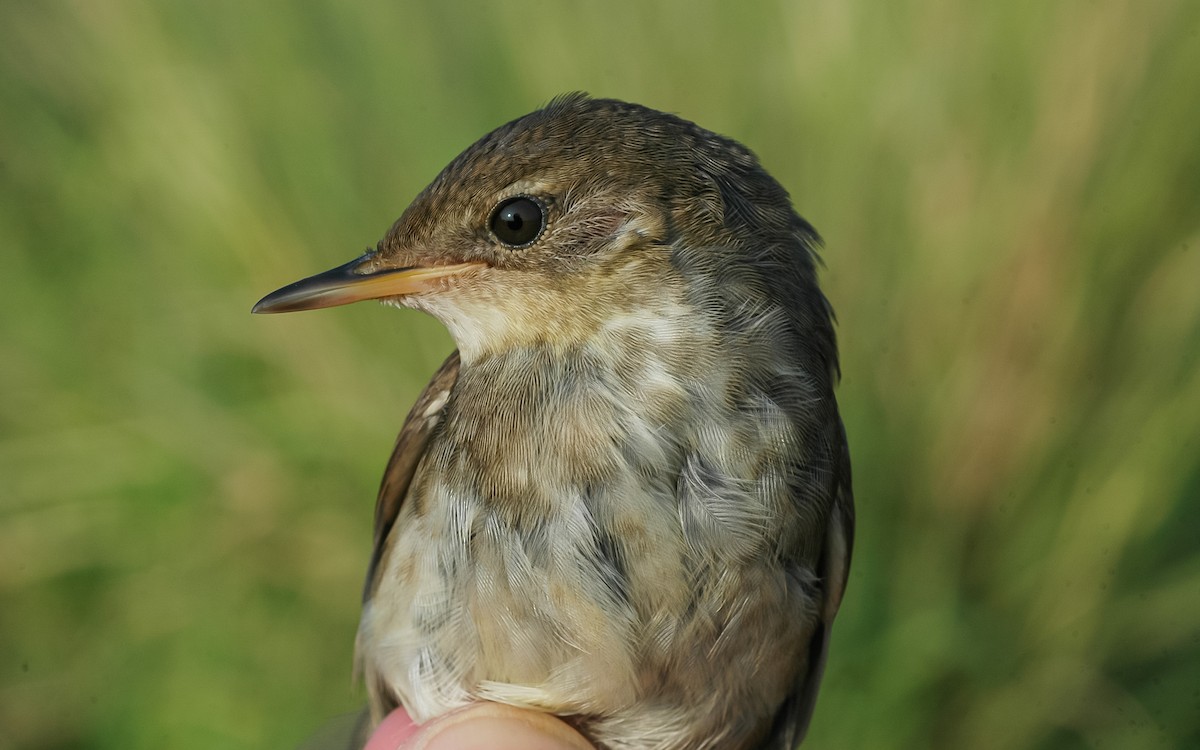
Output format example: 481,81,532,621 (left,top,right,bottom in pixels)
489,196,546,247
